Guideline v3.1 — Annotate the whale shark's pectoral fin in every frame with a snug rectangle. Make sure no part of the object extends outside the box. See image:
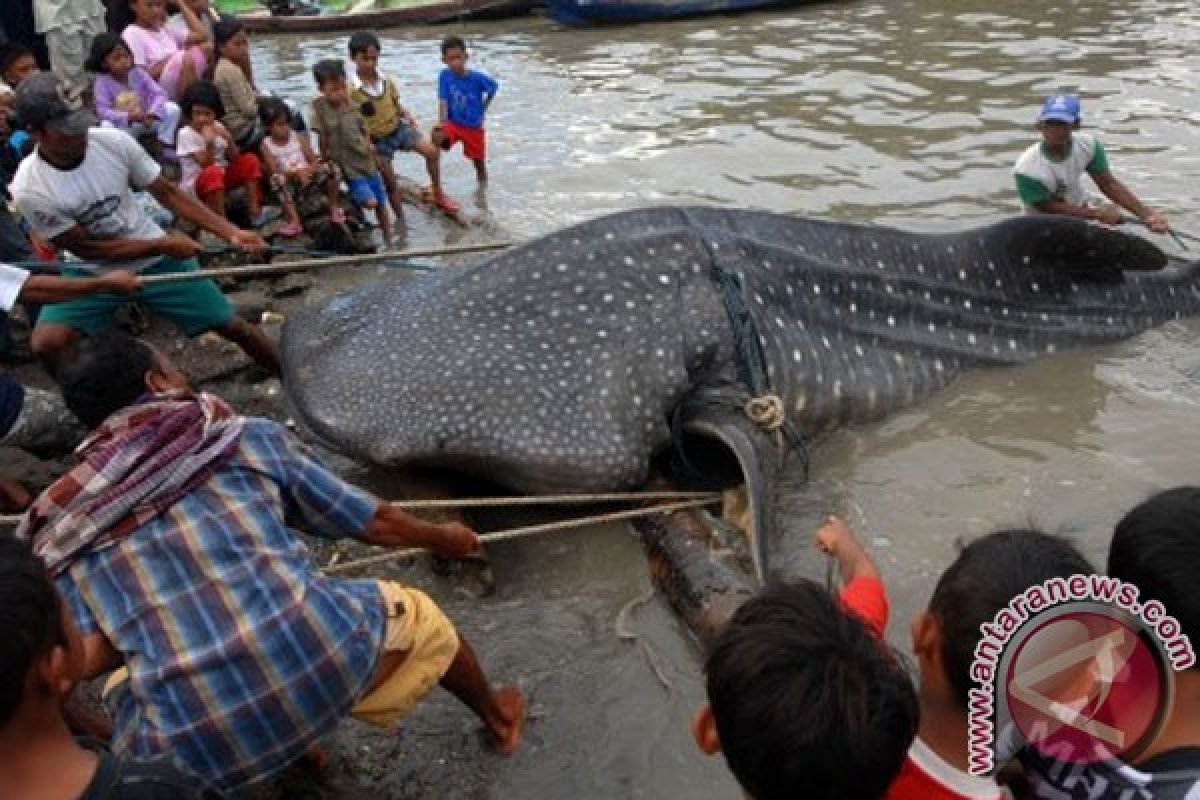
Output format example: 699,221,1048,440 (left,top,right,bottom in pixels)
662,389,790,584
994,216,1168,281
